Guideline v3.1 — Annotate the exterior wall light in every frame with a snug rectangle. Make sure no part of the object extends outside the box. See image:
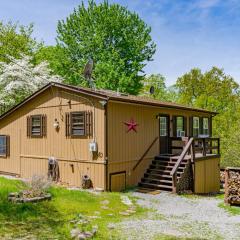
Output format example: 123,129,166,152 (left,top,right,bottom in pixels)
53,118,59,130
